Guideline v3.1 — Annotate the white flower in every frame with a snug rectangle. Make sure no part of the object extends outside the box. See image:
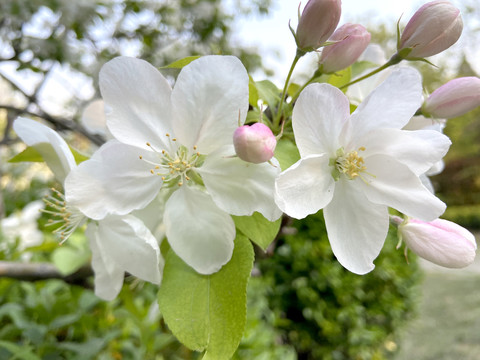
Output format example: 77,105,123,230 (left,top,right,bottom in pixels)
13,117,163,300
1,200,44,250
275,67,451,274
65,56,281,275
